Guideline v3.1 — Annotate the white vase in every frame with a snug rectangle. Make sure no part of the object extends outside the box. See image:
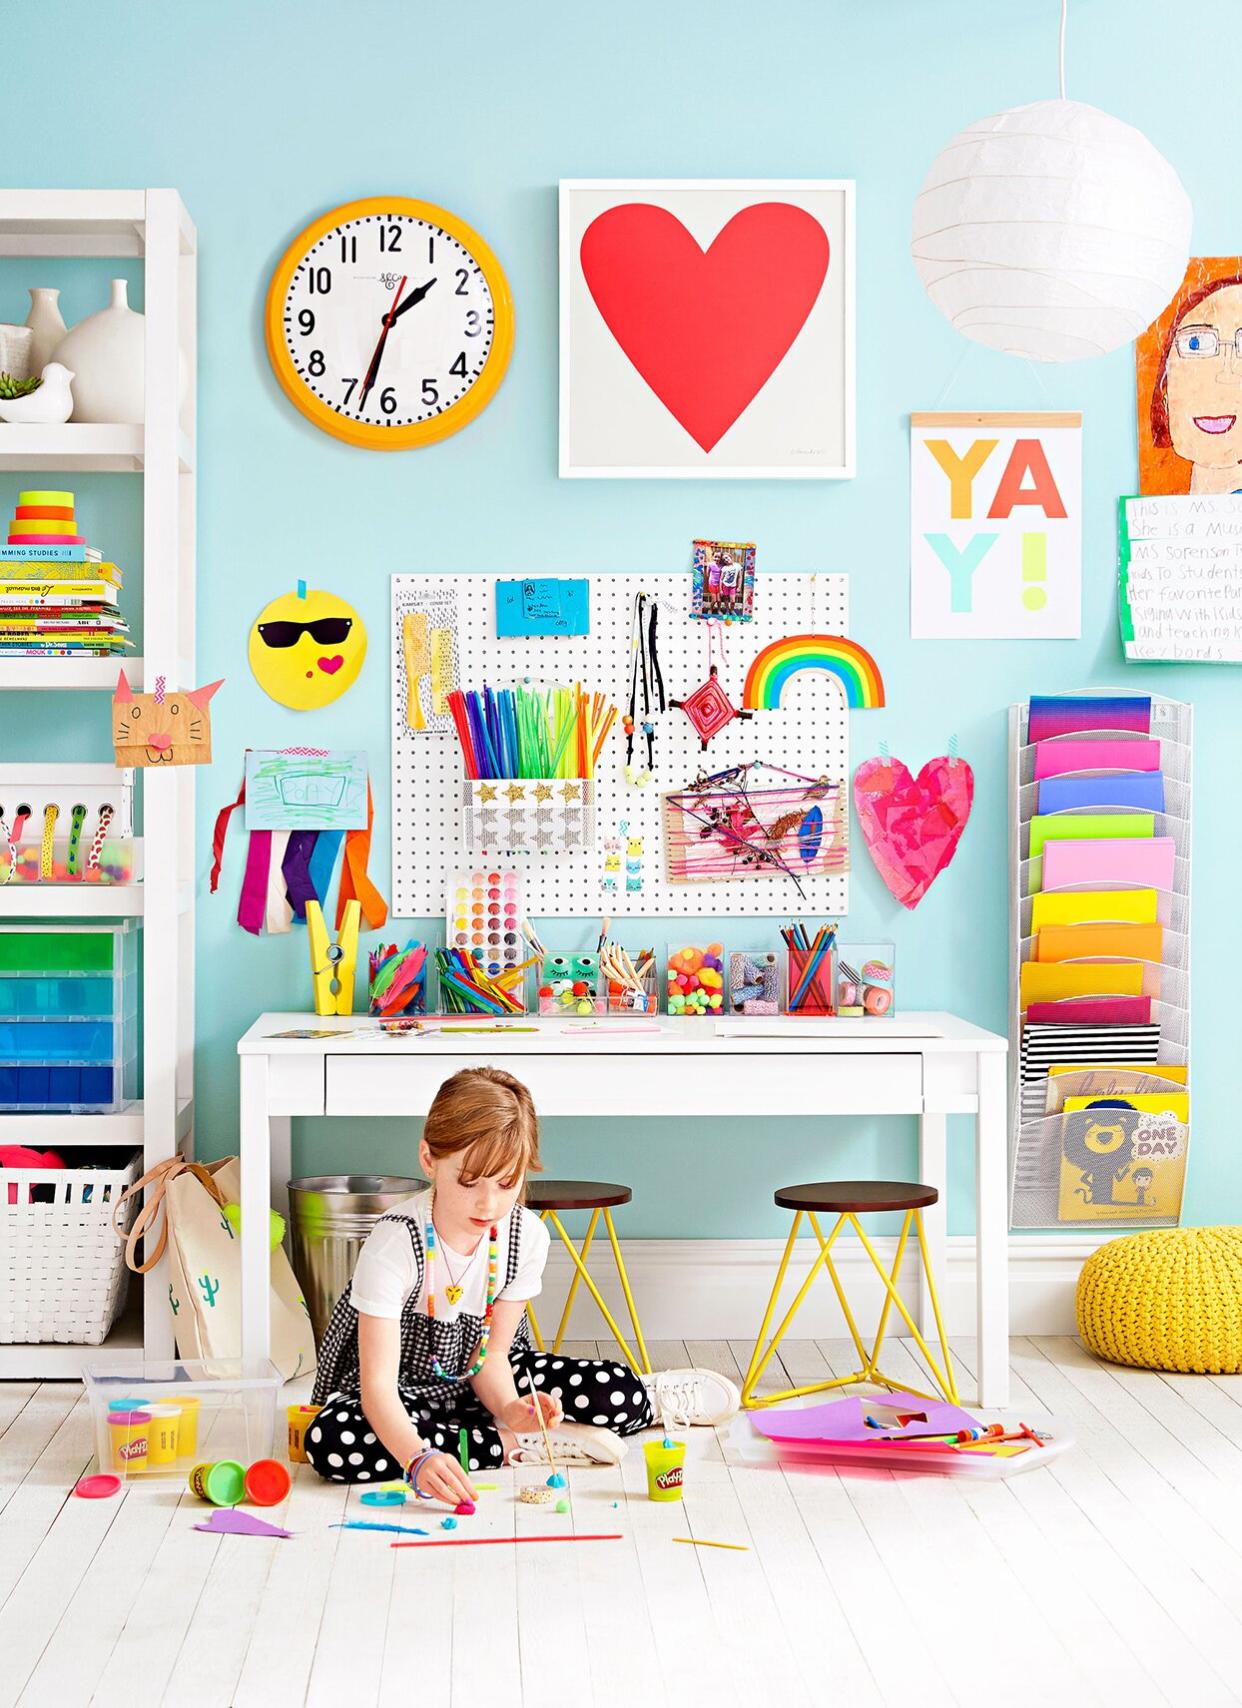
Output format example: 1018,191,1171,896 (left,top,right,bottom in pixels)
53,278,145,423
0,323,33,381
24,288,67,372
